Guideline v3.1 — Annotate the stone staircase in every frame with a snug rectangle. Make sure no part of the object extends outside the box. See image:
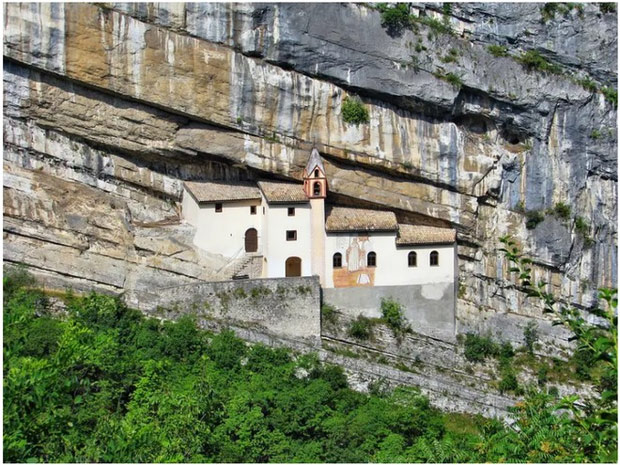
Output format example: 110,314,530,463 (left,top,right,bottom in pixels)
229,254,263,280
